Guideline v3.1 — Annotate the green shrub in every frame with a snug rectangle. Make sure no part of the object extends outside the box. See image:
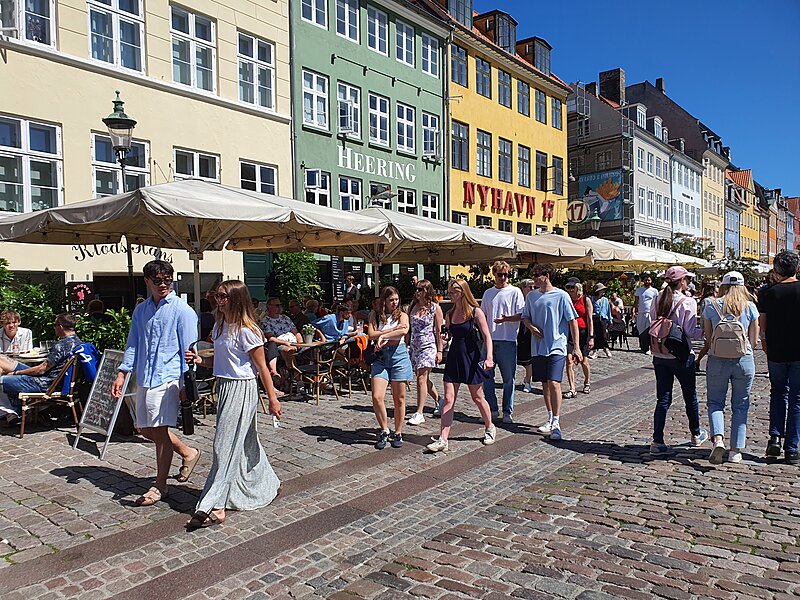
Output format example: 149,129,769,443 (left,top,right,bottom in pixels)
272,251,322,305
74,309,132,352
